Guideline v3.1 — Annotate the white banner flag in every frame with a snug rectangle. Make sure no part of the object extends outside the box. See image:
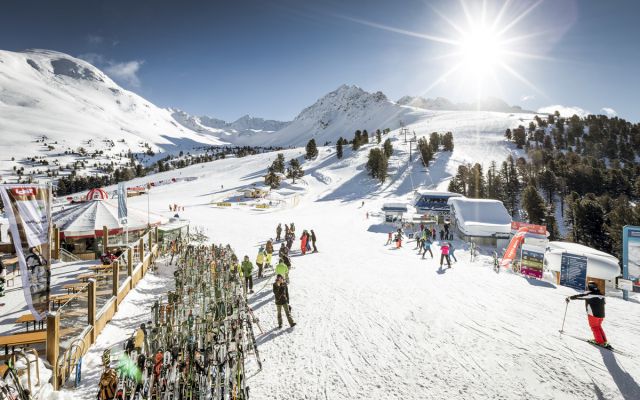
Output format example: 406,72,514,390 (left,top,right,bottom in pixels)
0,184,52,320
